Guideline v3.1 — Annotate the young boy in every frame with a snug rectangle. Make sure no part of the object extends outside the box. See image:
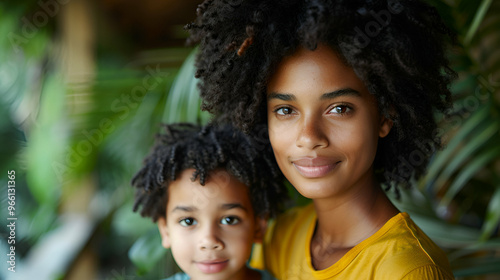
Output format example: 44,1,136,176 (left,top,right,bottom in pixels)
131,123,286,280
